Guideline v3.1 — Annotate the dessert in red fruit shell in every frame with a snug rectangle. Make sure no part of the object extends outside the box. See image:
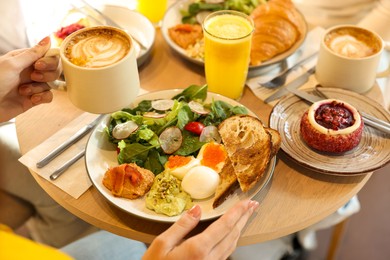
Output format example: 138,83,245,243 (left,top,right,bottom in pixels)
300,99,364,153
